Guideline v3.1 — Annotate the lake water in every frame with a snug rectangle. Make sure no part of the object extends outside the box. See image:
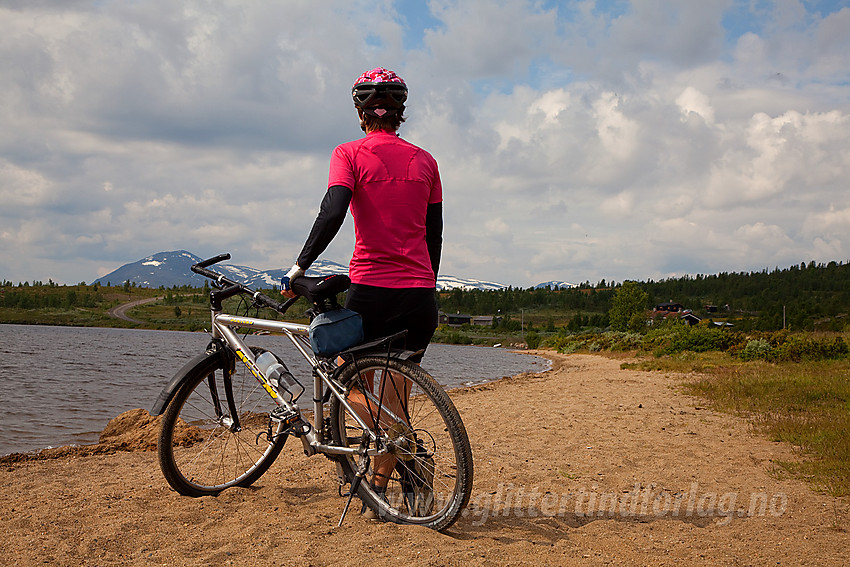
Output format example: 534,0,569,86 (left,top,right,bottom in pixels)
0,324,548,456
